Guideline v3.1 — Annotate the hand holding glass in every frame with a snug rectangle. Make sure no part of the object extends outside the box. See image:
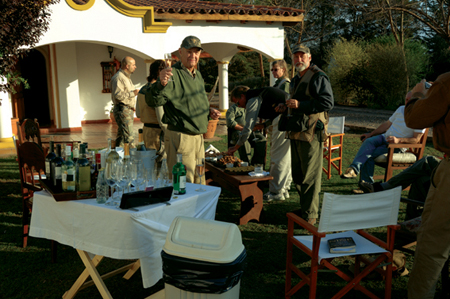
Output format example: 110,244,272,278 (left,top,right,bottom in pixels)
164,53,173,82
